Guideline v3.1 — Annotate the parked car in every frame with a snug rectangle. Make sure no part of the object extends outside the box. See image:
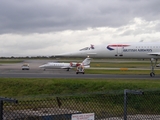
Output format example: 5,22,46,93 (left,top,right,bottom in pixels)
22,64,30,70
